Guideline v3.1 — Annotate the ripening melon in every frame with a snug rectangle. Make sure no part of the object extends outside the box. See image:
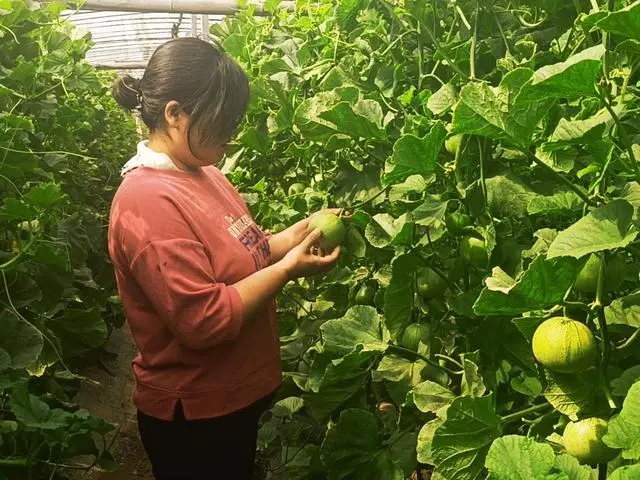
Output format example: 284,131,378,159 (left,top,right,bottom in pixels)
532,317,597,373
307,213,346,250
